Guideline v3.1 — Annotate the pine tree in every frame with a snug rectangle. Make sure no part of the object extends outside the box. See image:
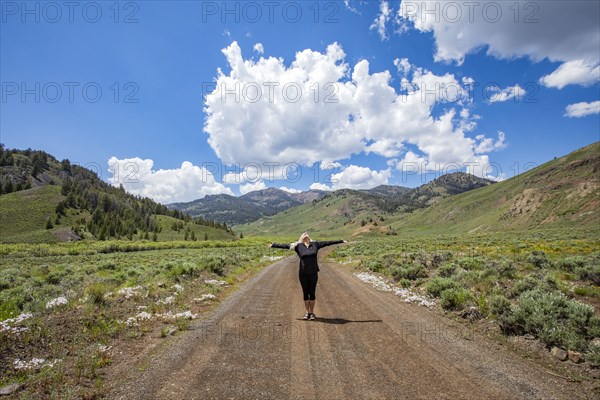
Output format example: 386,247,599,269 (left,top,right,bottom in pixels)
55,201,66,216
4,180,13,194
46,217,53,229
0,181,3,195
152,231,158,241
190,231,196,241
204,232,208,241
184,230,189,241
239,232,244,239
